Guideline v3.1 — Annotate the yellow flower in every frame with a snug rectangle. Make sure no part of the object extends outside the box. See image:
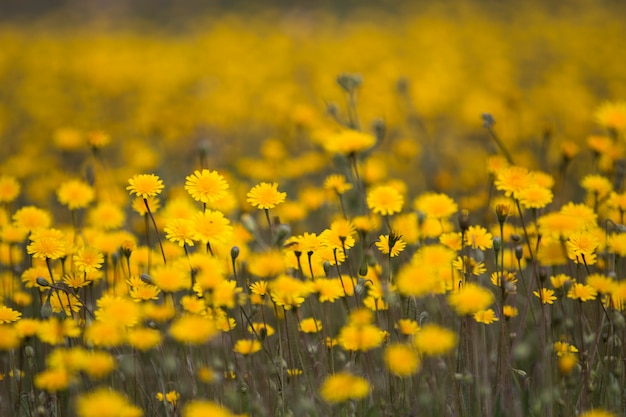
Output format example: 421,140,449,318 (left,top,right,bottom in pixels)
367,184,404,216
27,228,67,260
190,210,233,245
0,175,20,203
132,196,160,216
452,256,486,276
150,264,190,293
554,340,578,356
558,352,578,375
37,318,81,345
580,409,617,417
164,218,195,247
494,166,532,199
395,319,420,336
73,246,104,273
567,283,598,302
320,372,370,403
413,192,458,220
384,343,420,377
313,278,345,303
550,274,572,289
581,174,613,199
269,274,311,310
338,322,385,352
127,327,162,351
57,179,95,210
0,305,22,323
319,219,357,250
473,309,499,324
595,101,626,133
503,305,518,318
76,387,142,417
375,233,406,257
95,295,142,327
84,321,126,348
413,324,457,356
517,186,553,209
298,317,322,333
249,280,268,297
465,225,493,250
587,274,616,294
566,230,599,263
34,367,72,392
13,206,52,232
321,129,376,155
533,288,557,304
233,339,262,355
324,174,353,194
0,325,20,350
88,202,126,230
248,322,275,337
246,182,286,209
185,169,229,203
448,283,494,315
126,174,164,199
156,390,180,406
169,315,218,344
87,130,110,149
